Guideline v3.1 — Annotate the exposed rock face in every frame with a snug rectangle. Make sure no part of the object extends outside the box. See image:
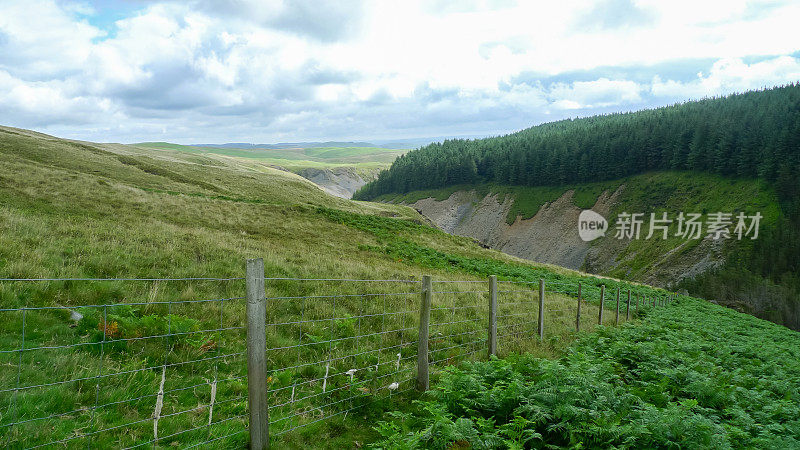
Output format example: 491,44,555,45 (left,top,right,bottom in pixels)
298,167,375,199
411,189,619,271
409,187,725,287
